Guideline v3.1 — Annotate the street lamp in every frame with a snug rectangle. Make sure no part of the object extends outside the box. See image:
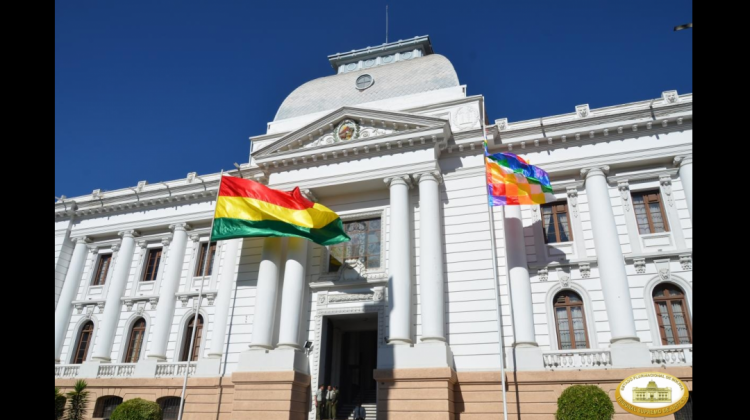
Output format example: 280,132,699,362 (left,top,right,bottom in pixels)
674,22,692,31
